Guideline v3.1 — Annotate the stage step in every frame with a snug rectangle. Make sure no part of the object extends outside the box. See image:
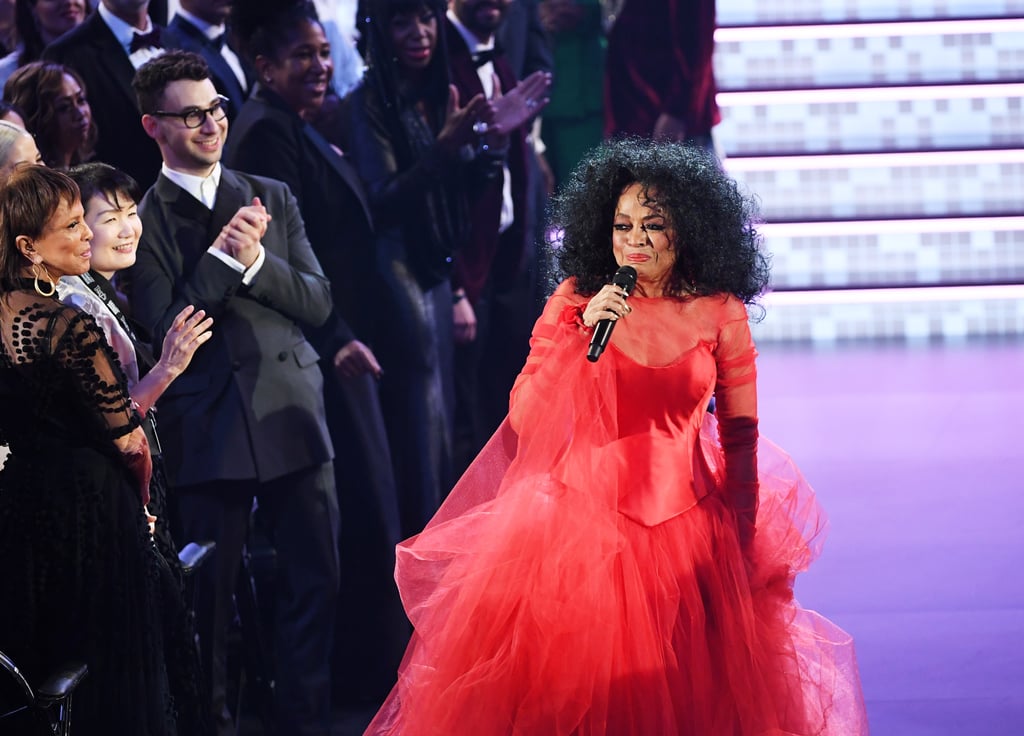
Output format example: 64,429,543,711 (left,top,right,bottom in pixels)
717,83,1024,156
719,0,1024,26
715,18,1024,92
749,284,1024,342
762,217,1024,290
724,149,1024,222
